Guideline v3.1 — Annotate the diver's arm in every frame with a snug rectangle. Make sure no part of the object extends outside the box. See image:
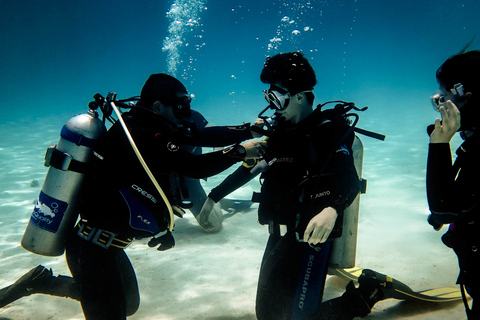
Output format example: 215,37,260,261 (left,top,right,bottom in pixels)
324,126,361,213
196,164,255,231
304,158,359,245
426,101,462,227
304,128,360,245
162,147,243,179
329,151,361,212
208,164,256,202
154,137,266,180
426,143,459,227
198,155,272,231
177,124,255,147
208,147,274,203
